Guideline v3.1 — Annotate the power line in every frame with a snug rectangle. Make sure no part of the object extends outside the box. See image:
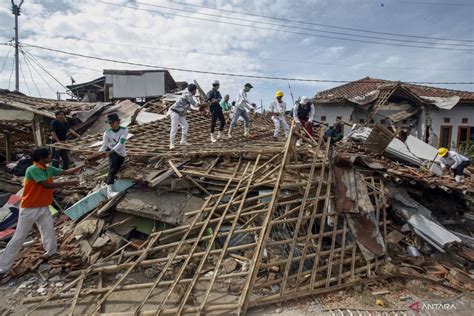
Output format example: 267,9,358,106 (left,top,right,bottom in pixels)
98,1,473,52
7,56,14,90
1,45,12,72
27,50,102,73
20,48,57,94
19,58,32,95
31,33,474,72
22,51,41,97
135,1,474,48
399,1,474,6
20,42,474,85
164,0,474,43
21,45,68,91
